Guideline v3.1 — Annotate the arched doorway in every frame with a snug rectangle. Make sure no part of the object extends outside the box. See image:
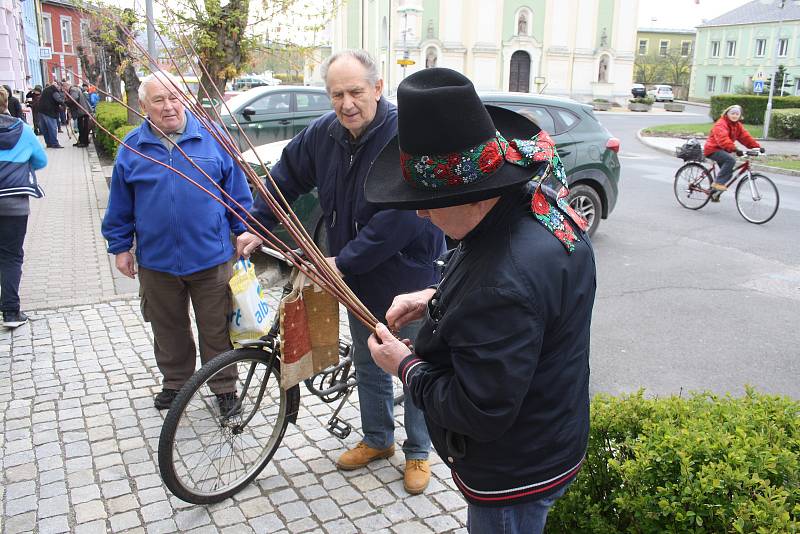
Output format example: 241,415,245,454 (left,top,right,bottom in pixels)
509,51,531,93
